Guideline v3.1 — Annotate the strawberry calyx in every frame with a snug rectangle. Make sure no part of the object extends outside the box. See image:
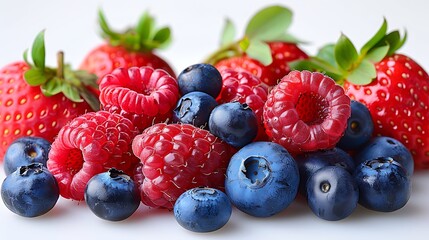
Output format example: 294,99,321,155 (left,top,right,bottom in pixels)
204,5,303,66
290,19,407,86
23,30,100,111
98,9,171,53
